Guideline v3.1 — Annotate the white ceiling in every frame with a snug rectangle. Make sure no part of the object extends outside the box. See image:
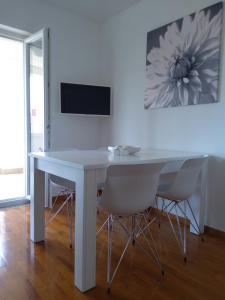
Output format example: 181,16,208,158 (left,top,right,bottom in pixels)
42,0,141,23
